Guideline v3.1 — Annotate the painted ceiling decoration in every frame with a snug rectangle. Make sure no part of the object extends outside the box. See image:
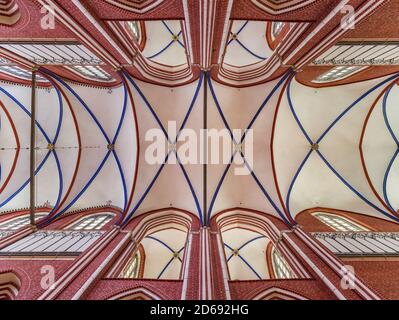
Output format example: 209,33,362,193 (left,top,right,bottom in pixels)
140,229,186,279
221,226,297,281
216,20,310,86
0,0,396,225
107,18,193,85
0,0,399,302
1,69,398,227
142,20,187,67
224,21,270,66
